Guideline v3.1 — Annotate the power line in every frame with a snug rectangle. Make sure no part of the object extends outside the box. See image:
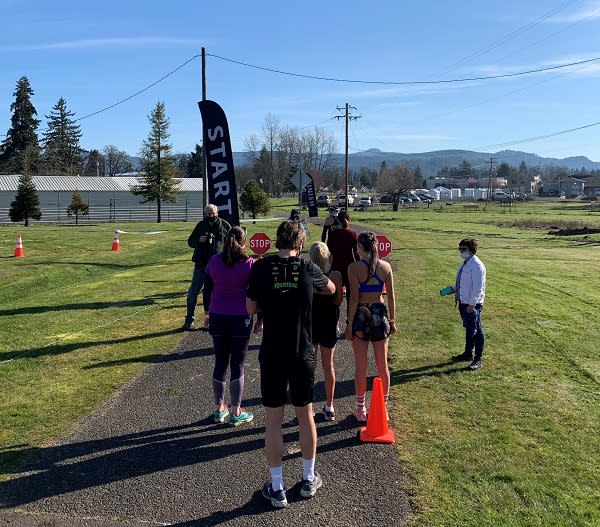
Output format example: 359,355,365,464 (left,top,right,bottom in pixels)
474,120,600,150
207,53,600,85
74,54,200,122
430,0,582,79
